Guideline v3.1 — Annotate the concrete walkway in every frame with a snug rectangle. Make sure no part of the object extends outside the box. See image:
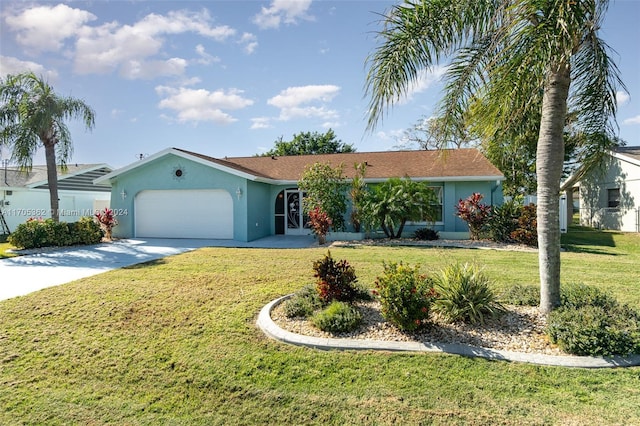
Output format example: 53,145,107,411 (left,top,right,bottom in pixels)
257,295,640,368
0,235,316,301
